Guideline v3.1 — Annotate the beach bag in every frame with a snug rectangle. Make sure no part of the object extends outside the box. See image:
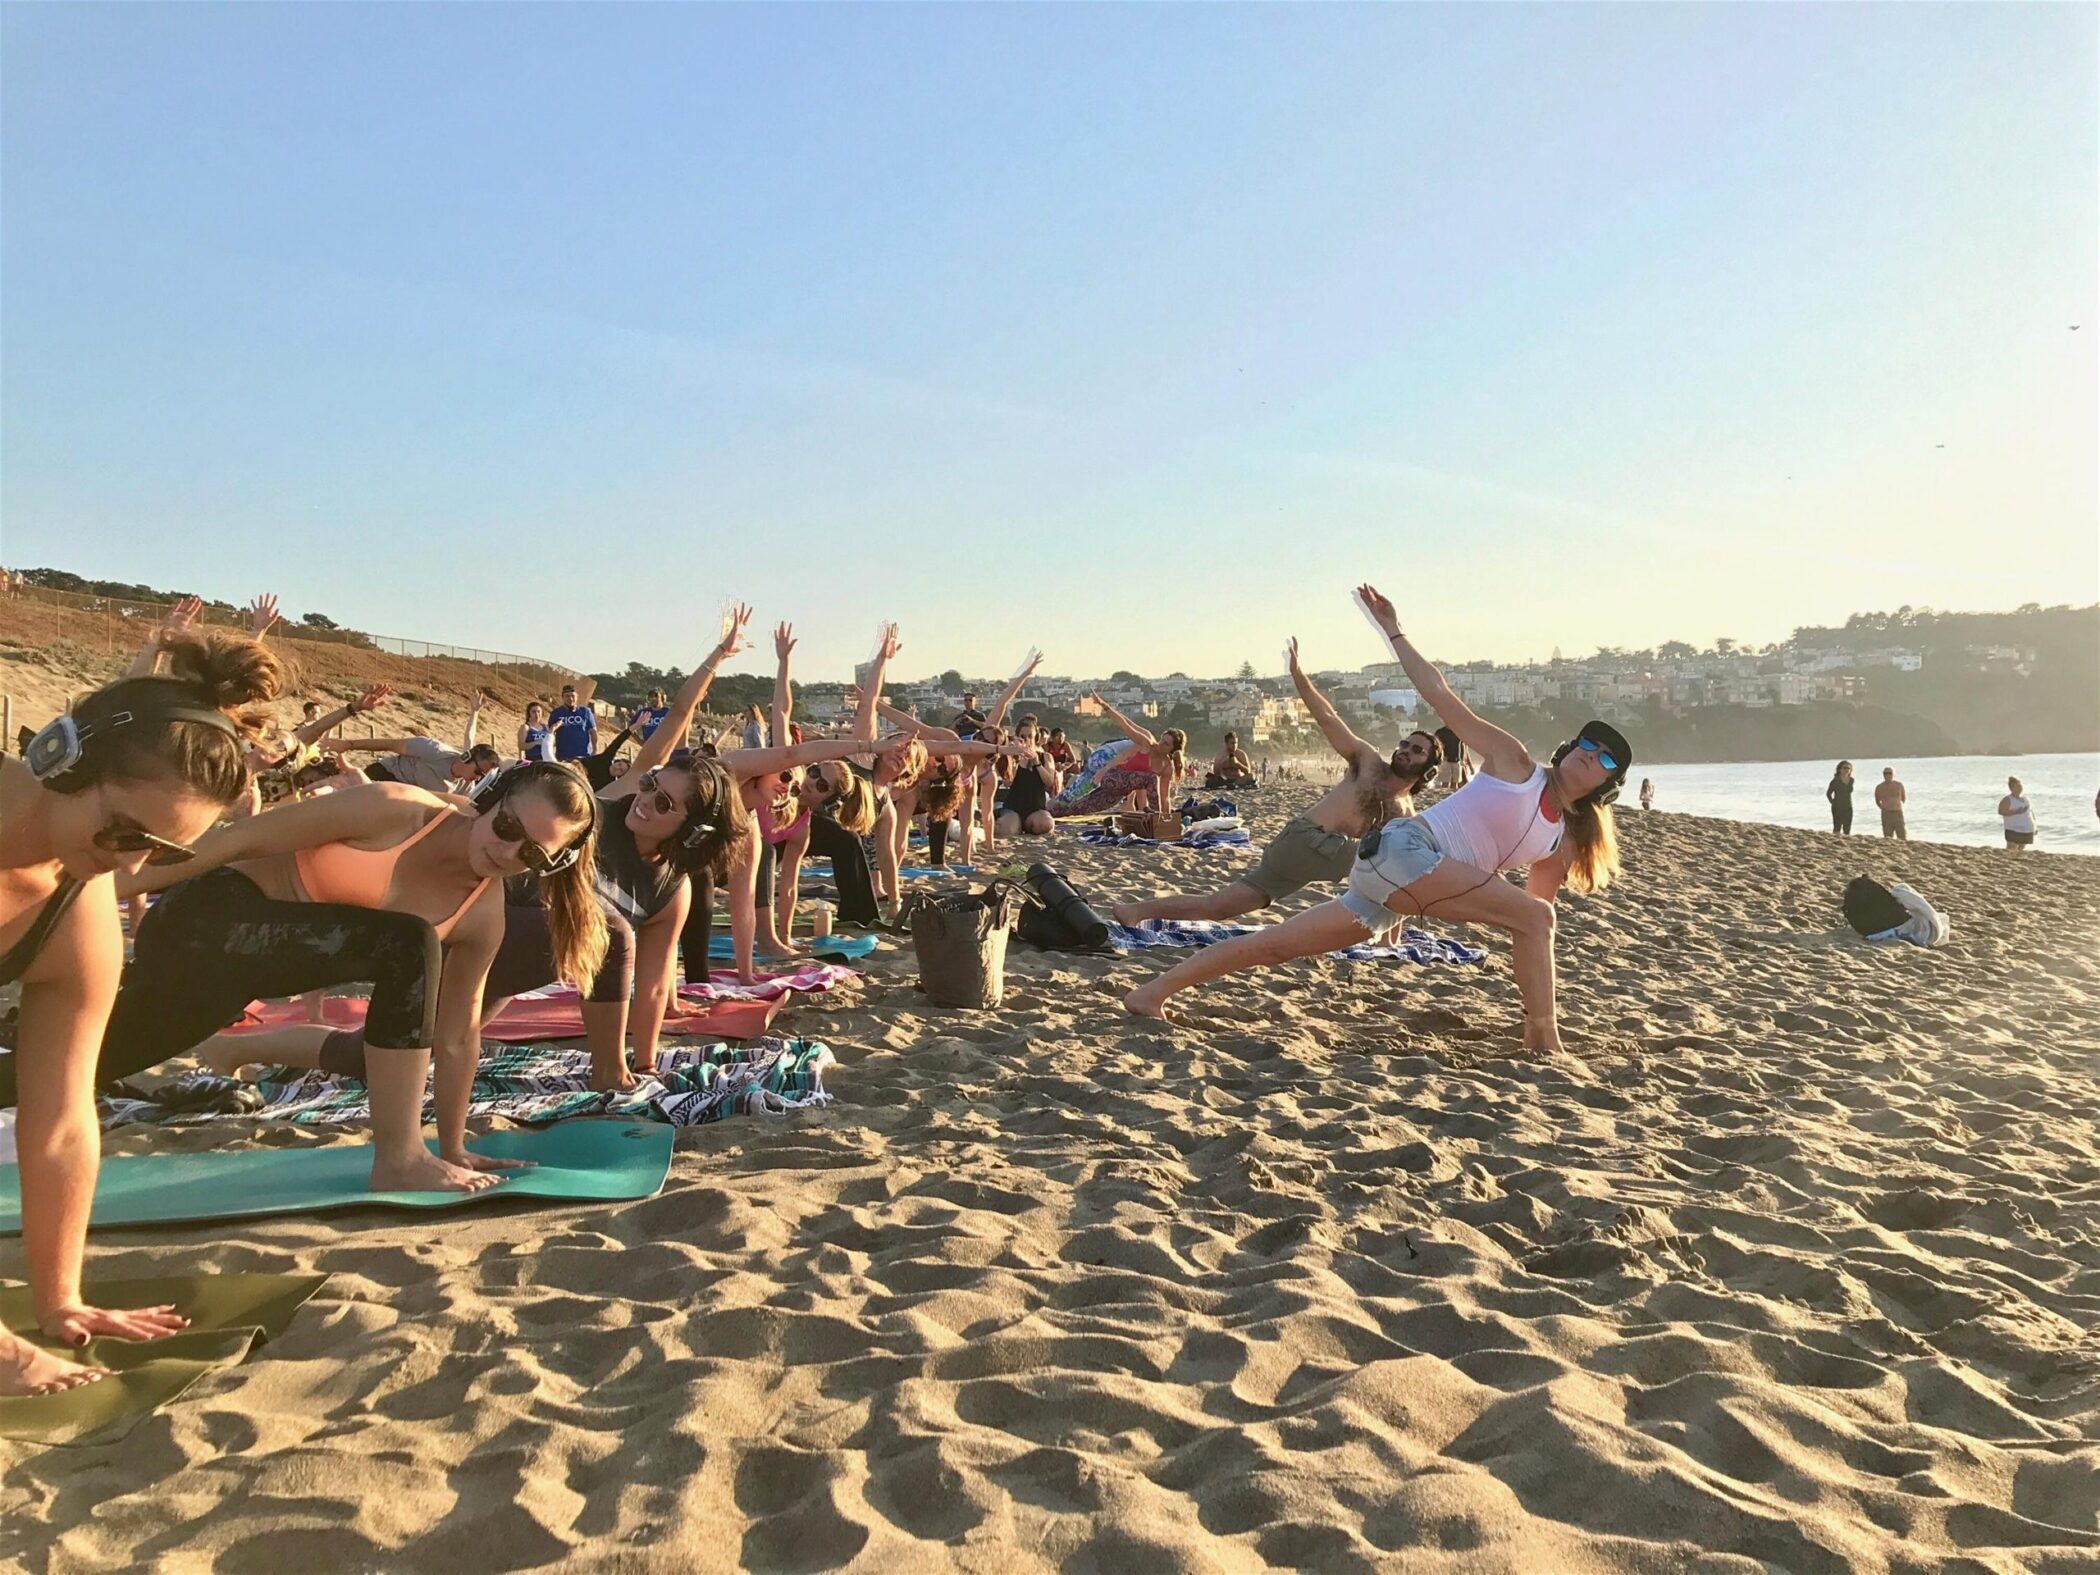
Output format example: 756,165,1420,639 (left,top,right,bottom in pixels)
904,881,1027,1008
1841,876,1910,938
1116,811,1183,841
1016,862,1112,952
